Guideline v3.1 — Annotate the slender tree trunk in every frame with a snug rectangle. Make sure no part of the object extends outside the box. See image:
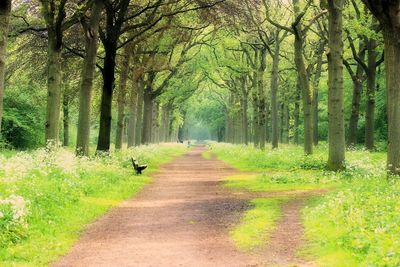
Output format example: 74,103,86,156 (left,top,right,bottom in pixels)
365,38,377,150
0,0,11,133
127,80,138,148
293,0,313,155
76,0,103,156
294,78,300,144
284,103,290,144
258,47,267,150
241,95,249,145
327,0,345,171
135,79,144,145
271,33,280,149
347,49,365,147
151,101,159,143
252,49,260,148
141,89,153,144
115,52,131,150
312,42,325,146
63,95,69,147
